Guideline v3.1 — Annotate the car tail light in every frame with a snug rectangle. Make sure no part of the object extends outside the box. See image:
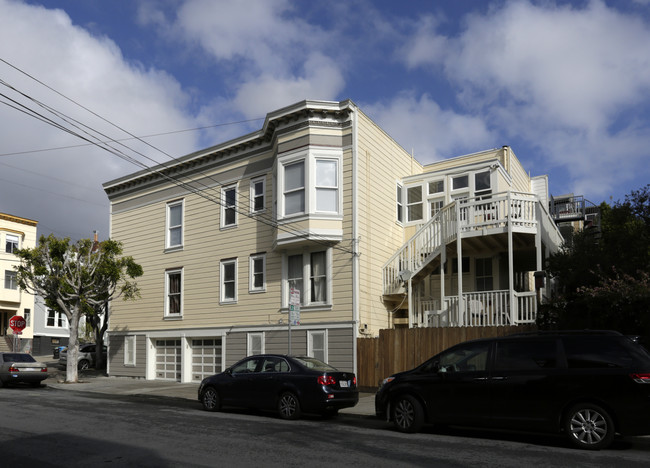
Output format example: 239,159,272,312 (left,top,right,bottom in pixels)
8,366,19,373
353,376,357,386
41,367,48,373
317,375,337,386
631,373,650,383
